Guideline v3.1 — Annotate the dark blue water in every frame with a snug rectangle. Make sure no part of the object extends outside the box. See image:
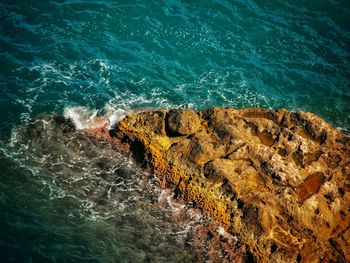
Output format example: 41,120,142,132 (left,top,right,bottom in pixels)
1,0,349,262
